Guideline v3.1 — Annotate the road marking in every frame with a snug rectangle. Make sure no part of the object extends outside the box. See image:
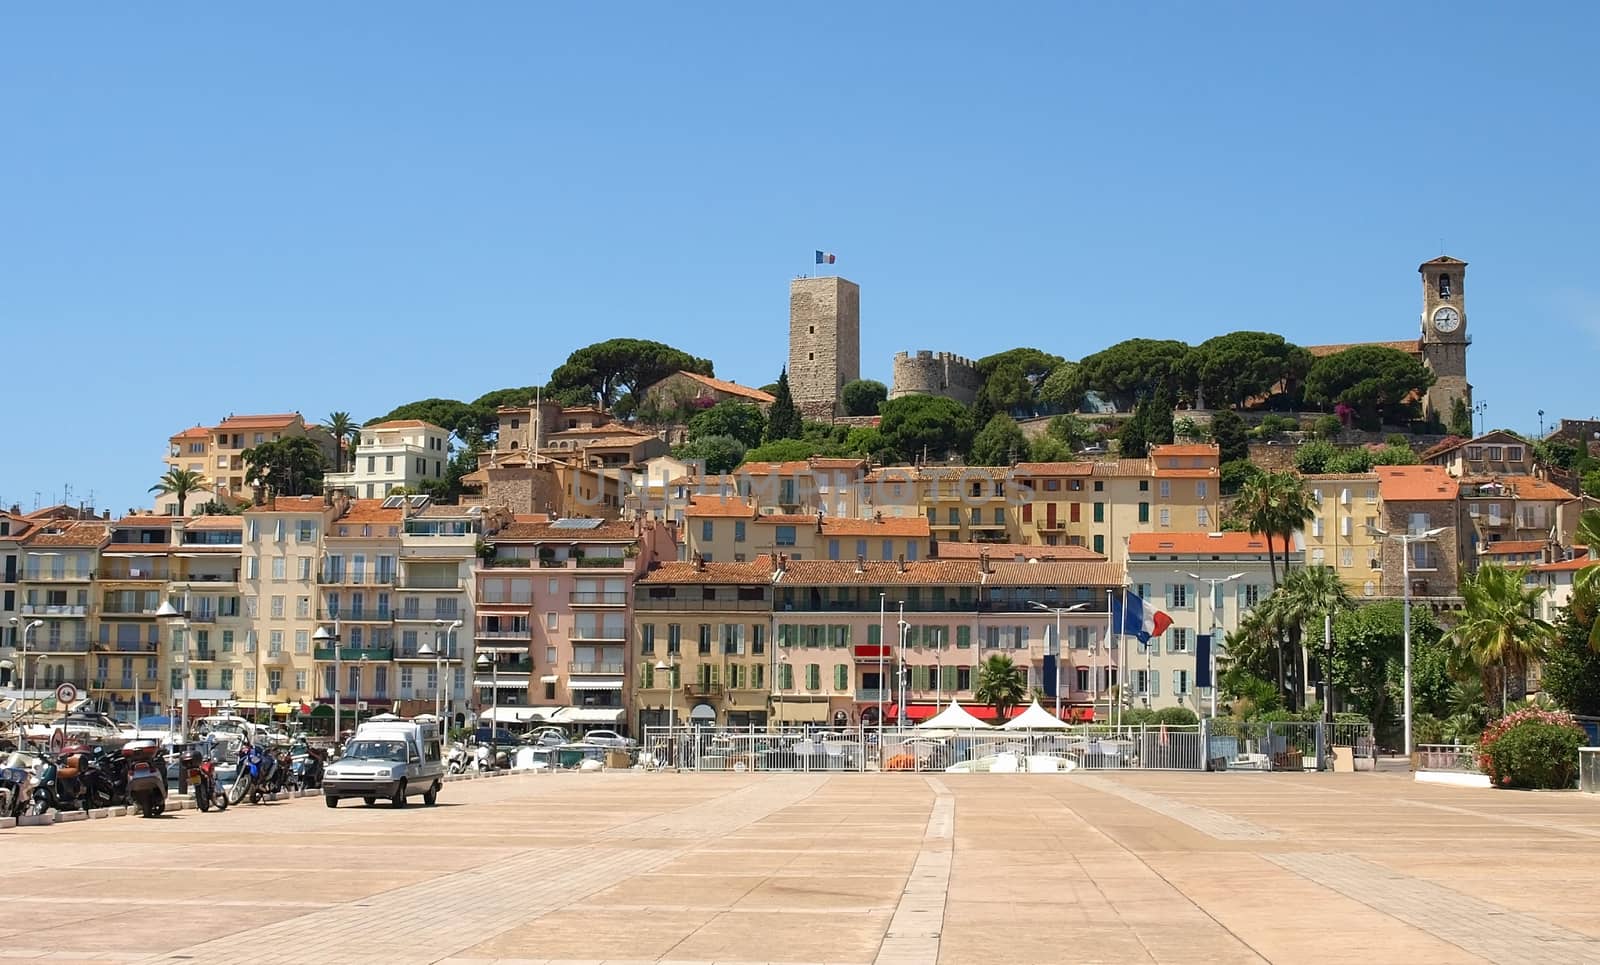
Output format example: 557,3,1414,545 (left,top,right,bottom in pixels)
1074,773,1279,840
872,776,953,965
